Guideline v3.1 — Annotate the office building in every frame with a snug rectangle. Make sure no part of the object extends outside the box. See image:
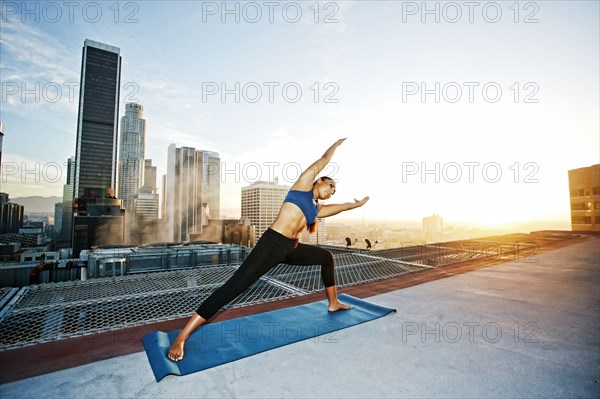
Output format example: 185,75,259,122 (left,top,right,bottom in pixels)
133,188,159,220
241,179,289,245
131,187,159,244
0,193,24,234
70,39,121,250
568,164,600,232
61,156,75,243
19,221,45,235
423,214,443,241
72,188,125,256
0,125,19,234
165,144,220,242
190,218,255,247
0,121,4,175
118,103,146,211
74,39,121,199
143,159,157,193
54,202,63,235
161,173,167,227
